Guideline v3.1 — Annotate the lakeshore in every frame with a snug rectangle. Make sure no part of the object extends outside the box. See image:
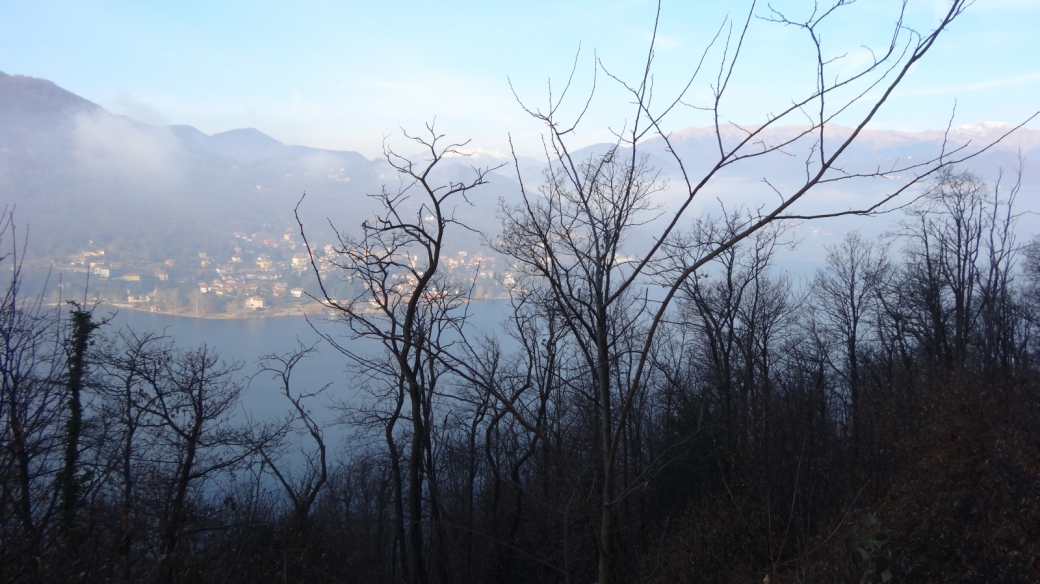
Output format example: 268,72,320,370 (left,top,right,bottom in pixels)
100,294,513,320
